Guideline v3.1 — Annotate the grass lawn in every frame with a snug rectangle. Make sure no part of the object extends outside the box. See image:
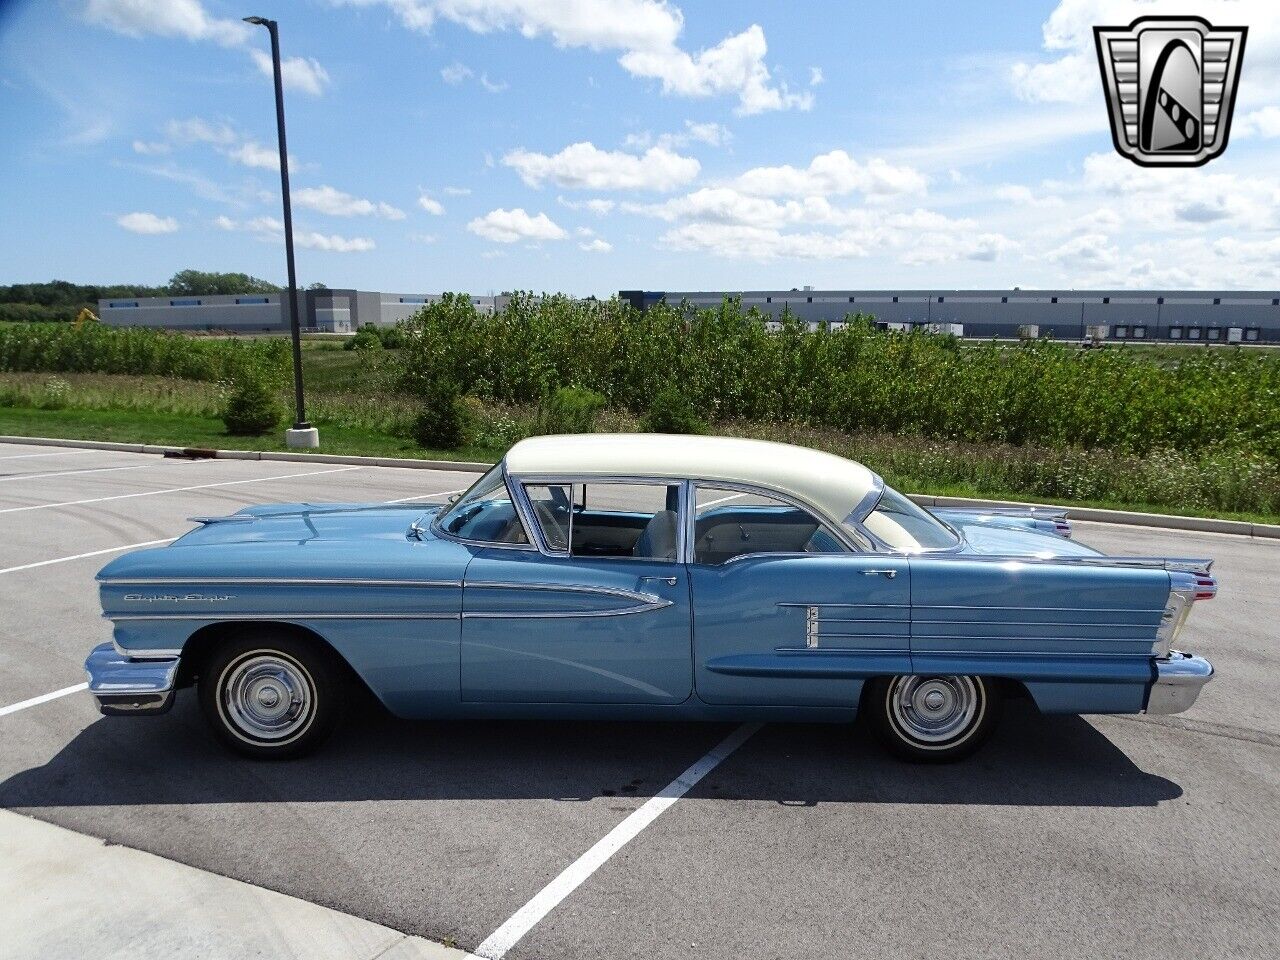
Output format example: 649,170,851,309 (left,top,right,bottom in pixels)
2,404,1277,525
